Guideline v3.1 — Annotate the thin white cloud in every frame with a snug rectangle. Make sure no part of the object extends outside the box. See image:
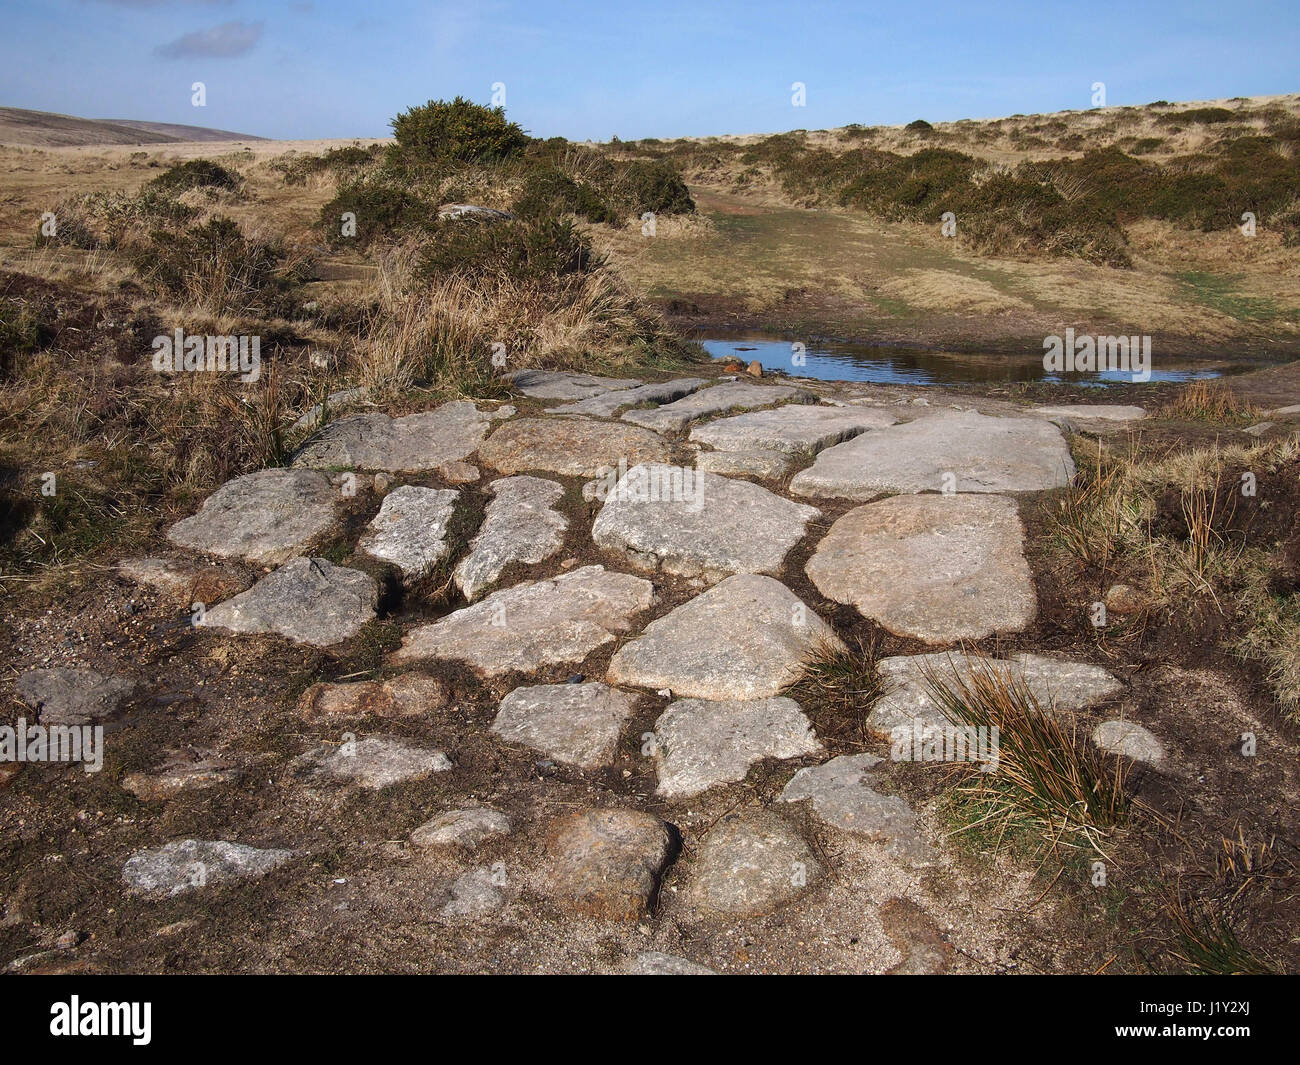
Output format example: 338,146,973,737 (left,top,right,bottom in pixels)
154,20,263,59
